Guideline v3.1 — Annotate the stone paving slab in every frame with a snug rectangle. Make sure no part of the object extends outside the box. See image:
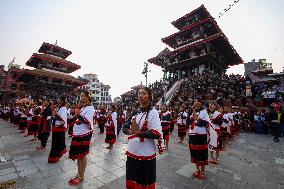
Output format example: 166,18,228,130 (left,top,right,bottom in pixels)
1,120,284,189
